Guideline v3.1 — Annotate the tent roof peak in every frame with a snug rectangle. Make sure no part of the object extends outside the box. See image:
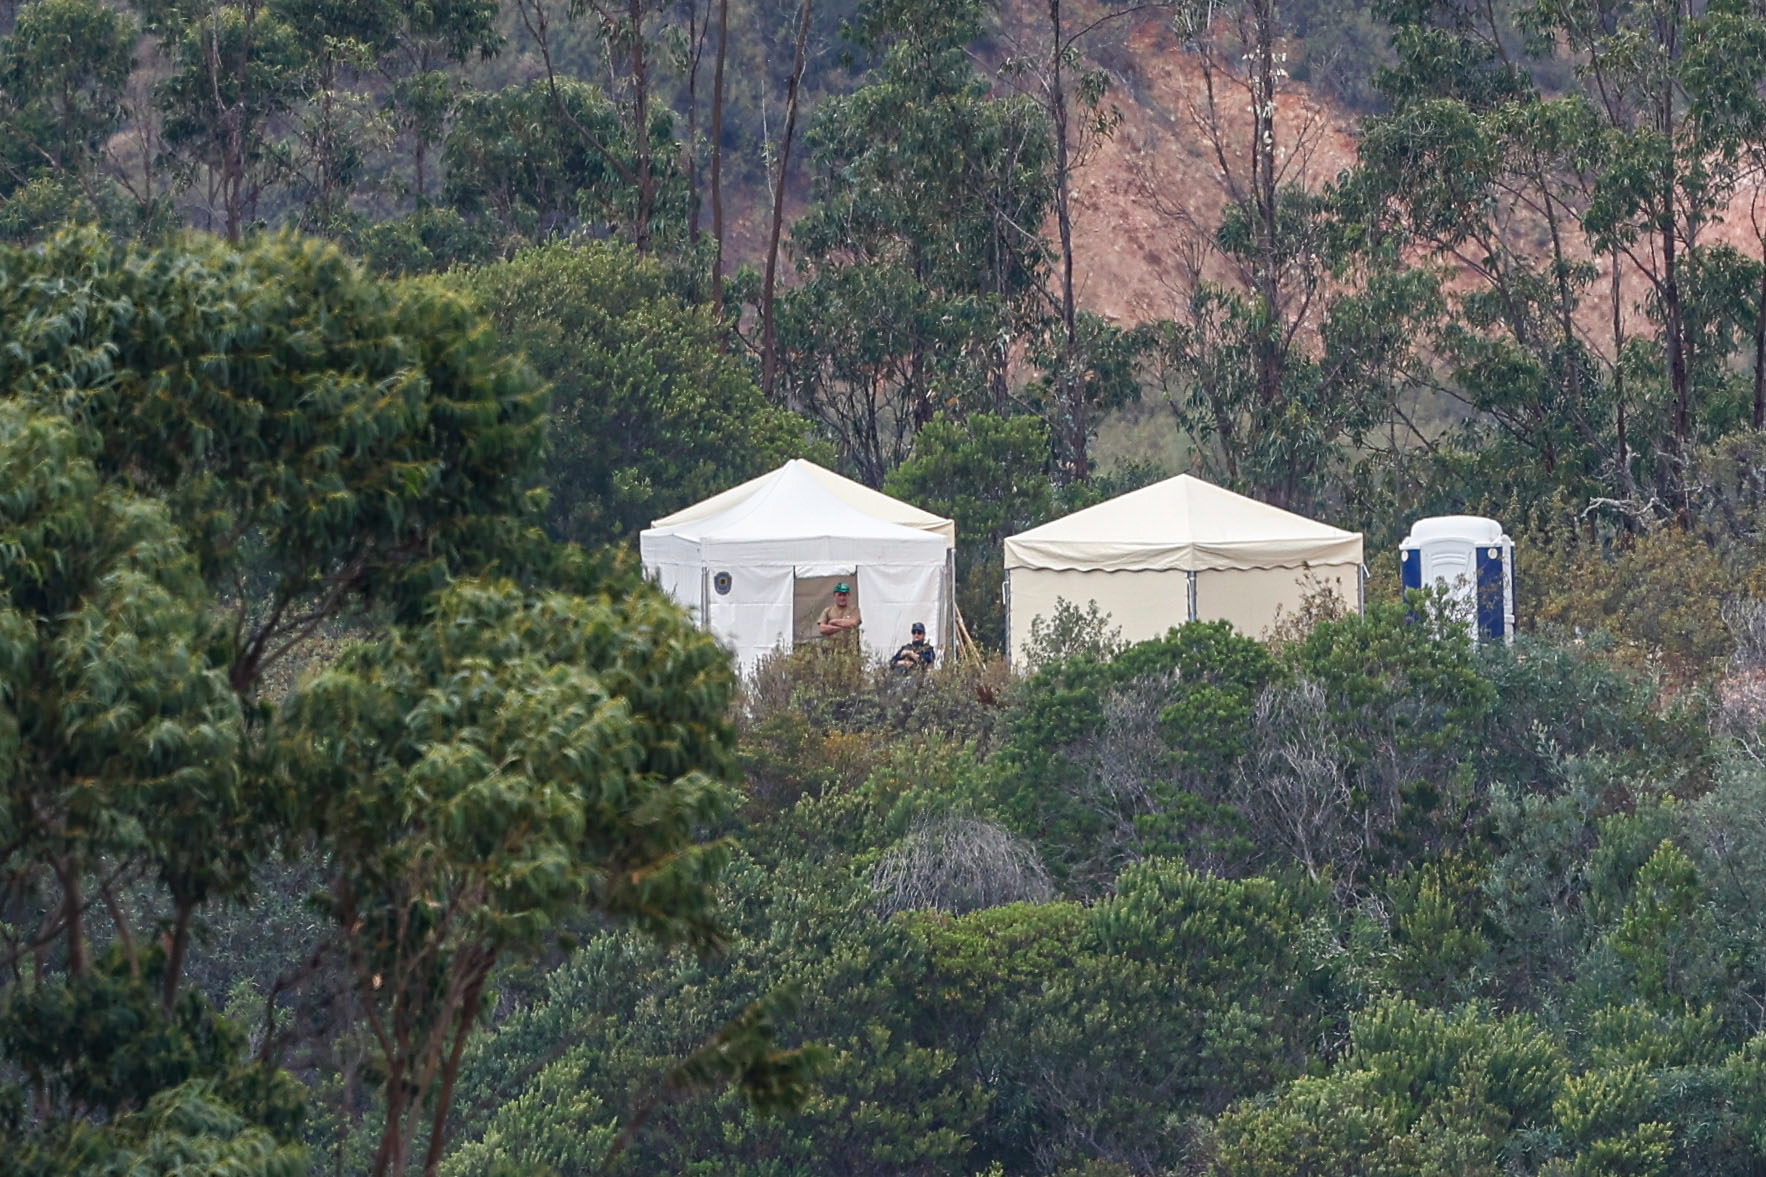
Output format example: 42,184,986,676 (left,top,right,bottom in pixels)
649,459,955,546
1005,472,1362,573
